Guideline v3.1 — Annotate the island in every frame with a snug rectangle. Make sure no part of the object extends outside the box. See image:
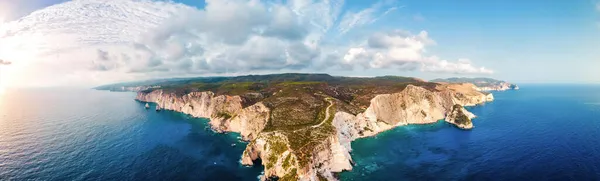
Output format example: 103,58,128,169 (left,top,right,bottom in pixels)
431,77,519,91
97,73,497,181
